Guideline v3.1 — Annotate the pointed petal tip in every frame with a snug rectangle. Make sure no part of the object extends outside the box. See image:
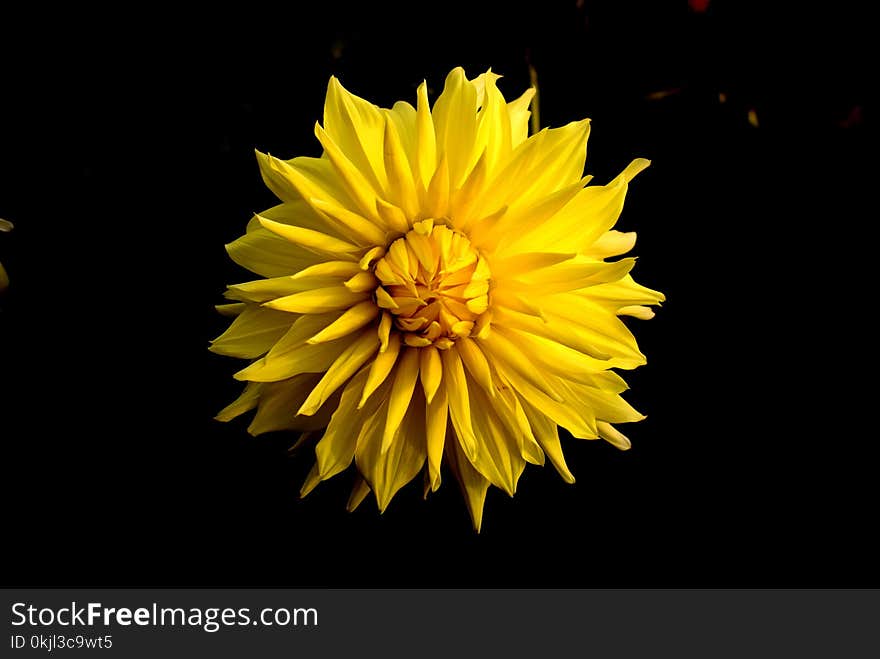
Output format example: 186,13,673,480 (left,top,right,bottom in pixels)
376,495,392,514
296,400,320,417
300,466,322,498
628,158,652,179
